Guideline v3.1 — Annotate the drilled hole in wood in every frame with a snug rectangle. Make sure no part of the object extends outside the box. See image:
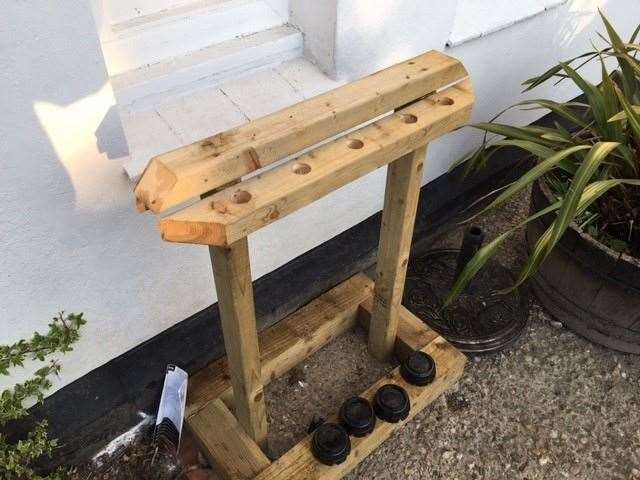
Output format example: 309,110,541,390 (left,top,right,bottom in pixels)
438,97,455,106
292,162,312,175
233,190,252,204
348,139,364,149
401,114,418,124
